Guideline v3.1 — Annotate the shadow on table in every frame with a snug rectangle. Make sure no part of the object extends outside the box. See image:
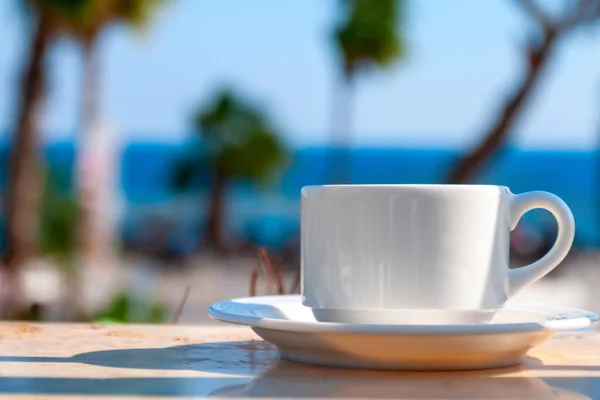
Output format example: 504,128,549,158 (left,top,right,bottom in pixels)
0,340,278,374
0,341,598,398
